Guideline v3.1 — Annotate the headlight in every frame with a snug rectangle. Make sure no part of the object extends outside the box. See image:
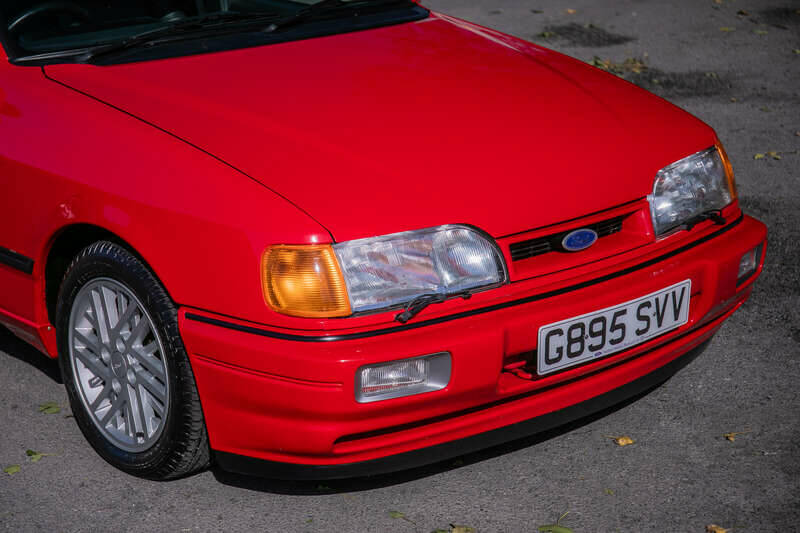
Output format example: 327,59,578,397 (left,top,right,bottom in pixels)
334,225,507,314
648,144,737,236
262,225,506,317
